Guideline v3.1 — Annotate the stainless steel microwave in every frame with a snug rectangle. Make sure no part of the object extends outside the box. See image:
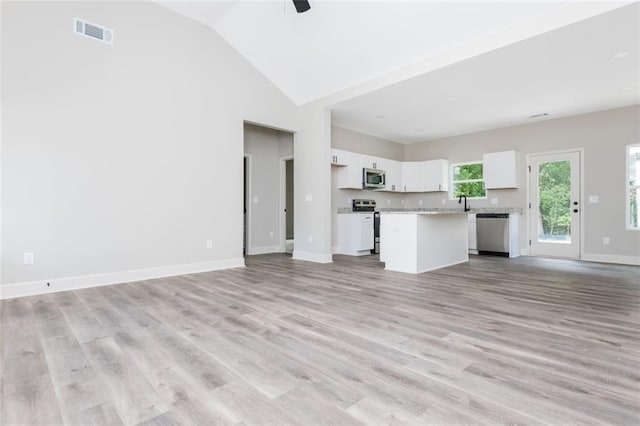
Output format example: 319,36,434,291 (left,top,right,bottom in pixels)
363,168,386,189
